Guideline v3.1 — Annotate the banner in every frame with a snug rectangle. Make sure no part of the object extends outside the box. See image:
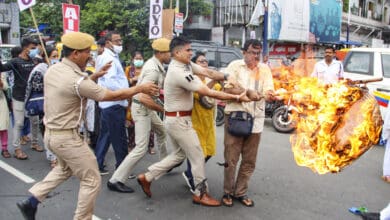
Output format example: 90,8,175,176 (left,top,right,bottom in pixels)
309,0,342,43
149,0,163,39
17,0,36,11
174,13,183,34
62,3,80,34
267,0,341,43
248,0,265,26
268,0,310,42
